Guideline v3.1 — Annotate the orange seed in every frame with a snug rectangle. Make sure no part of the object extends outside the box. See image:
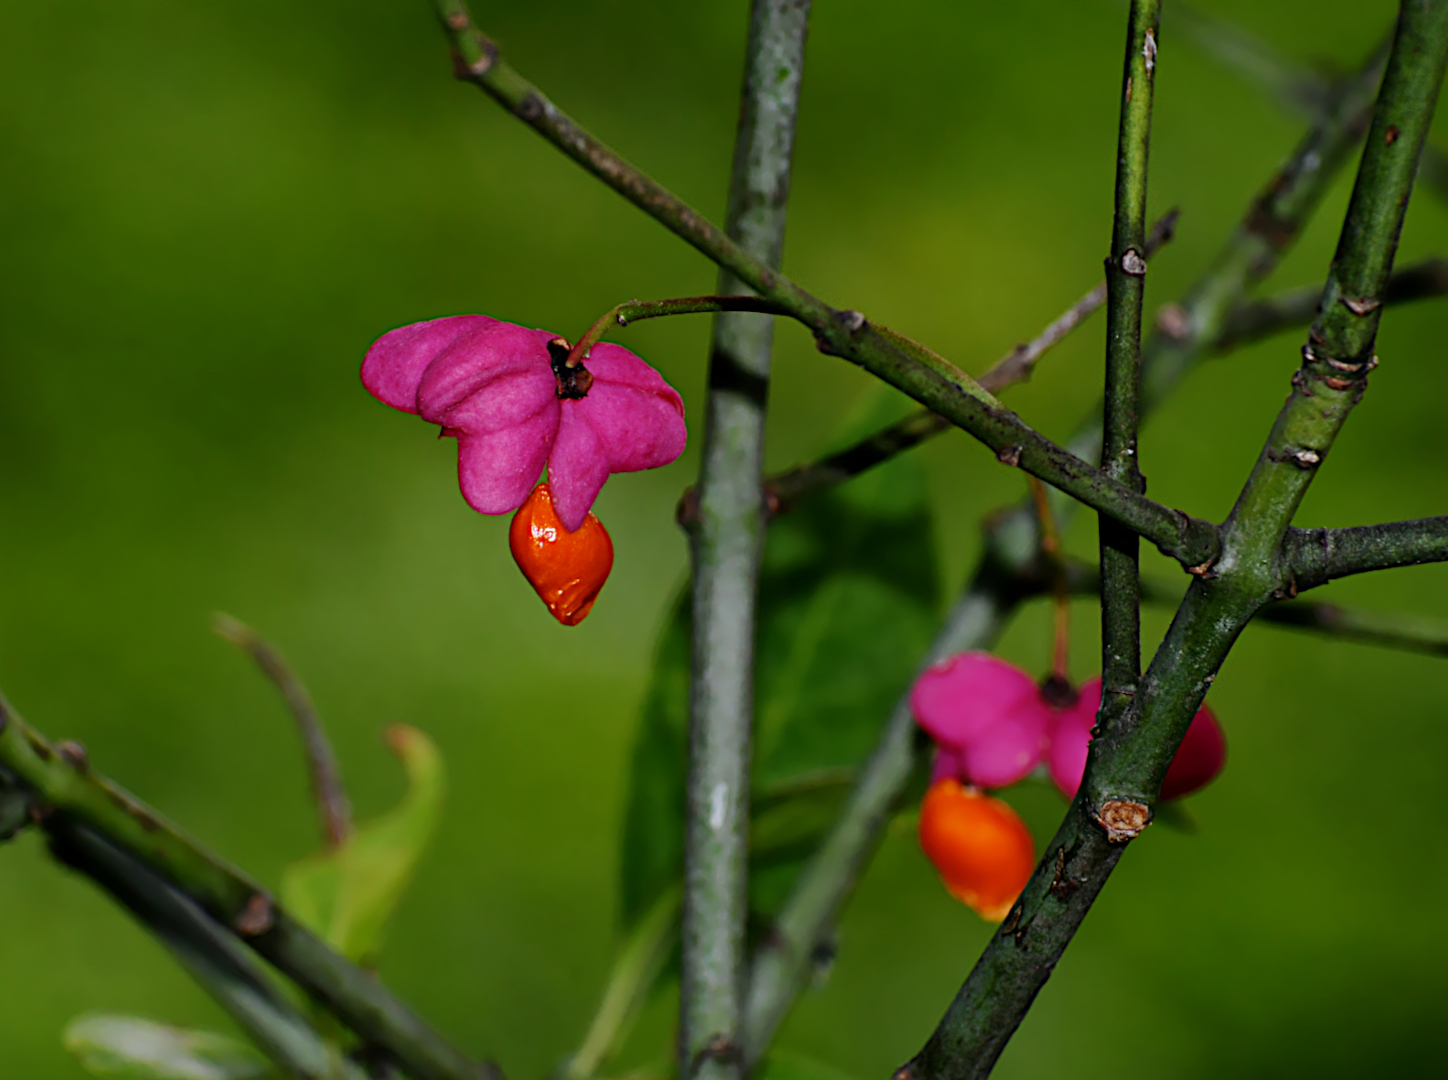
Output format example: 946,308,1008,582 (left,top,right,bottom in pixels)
508,482,614,626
